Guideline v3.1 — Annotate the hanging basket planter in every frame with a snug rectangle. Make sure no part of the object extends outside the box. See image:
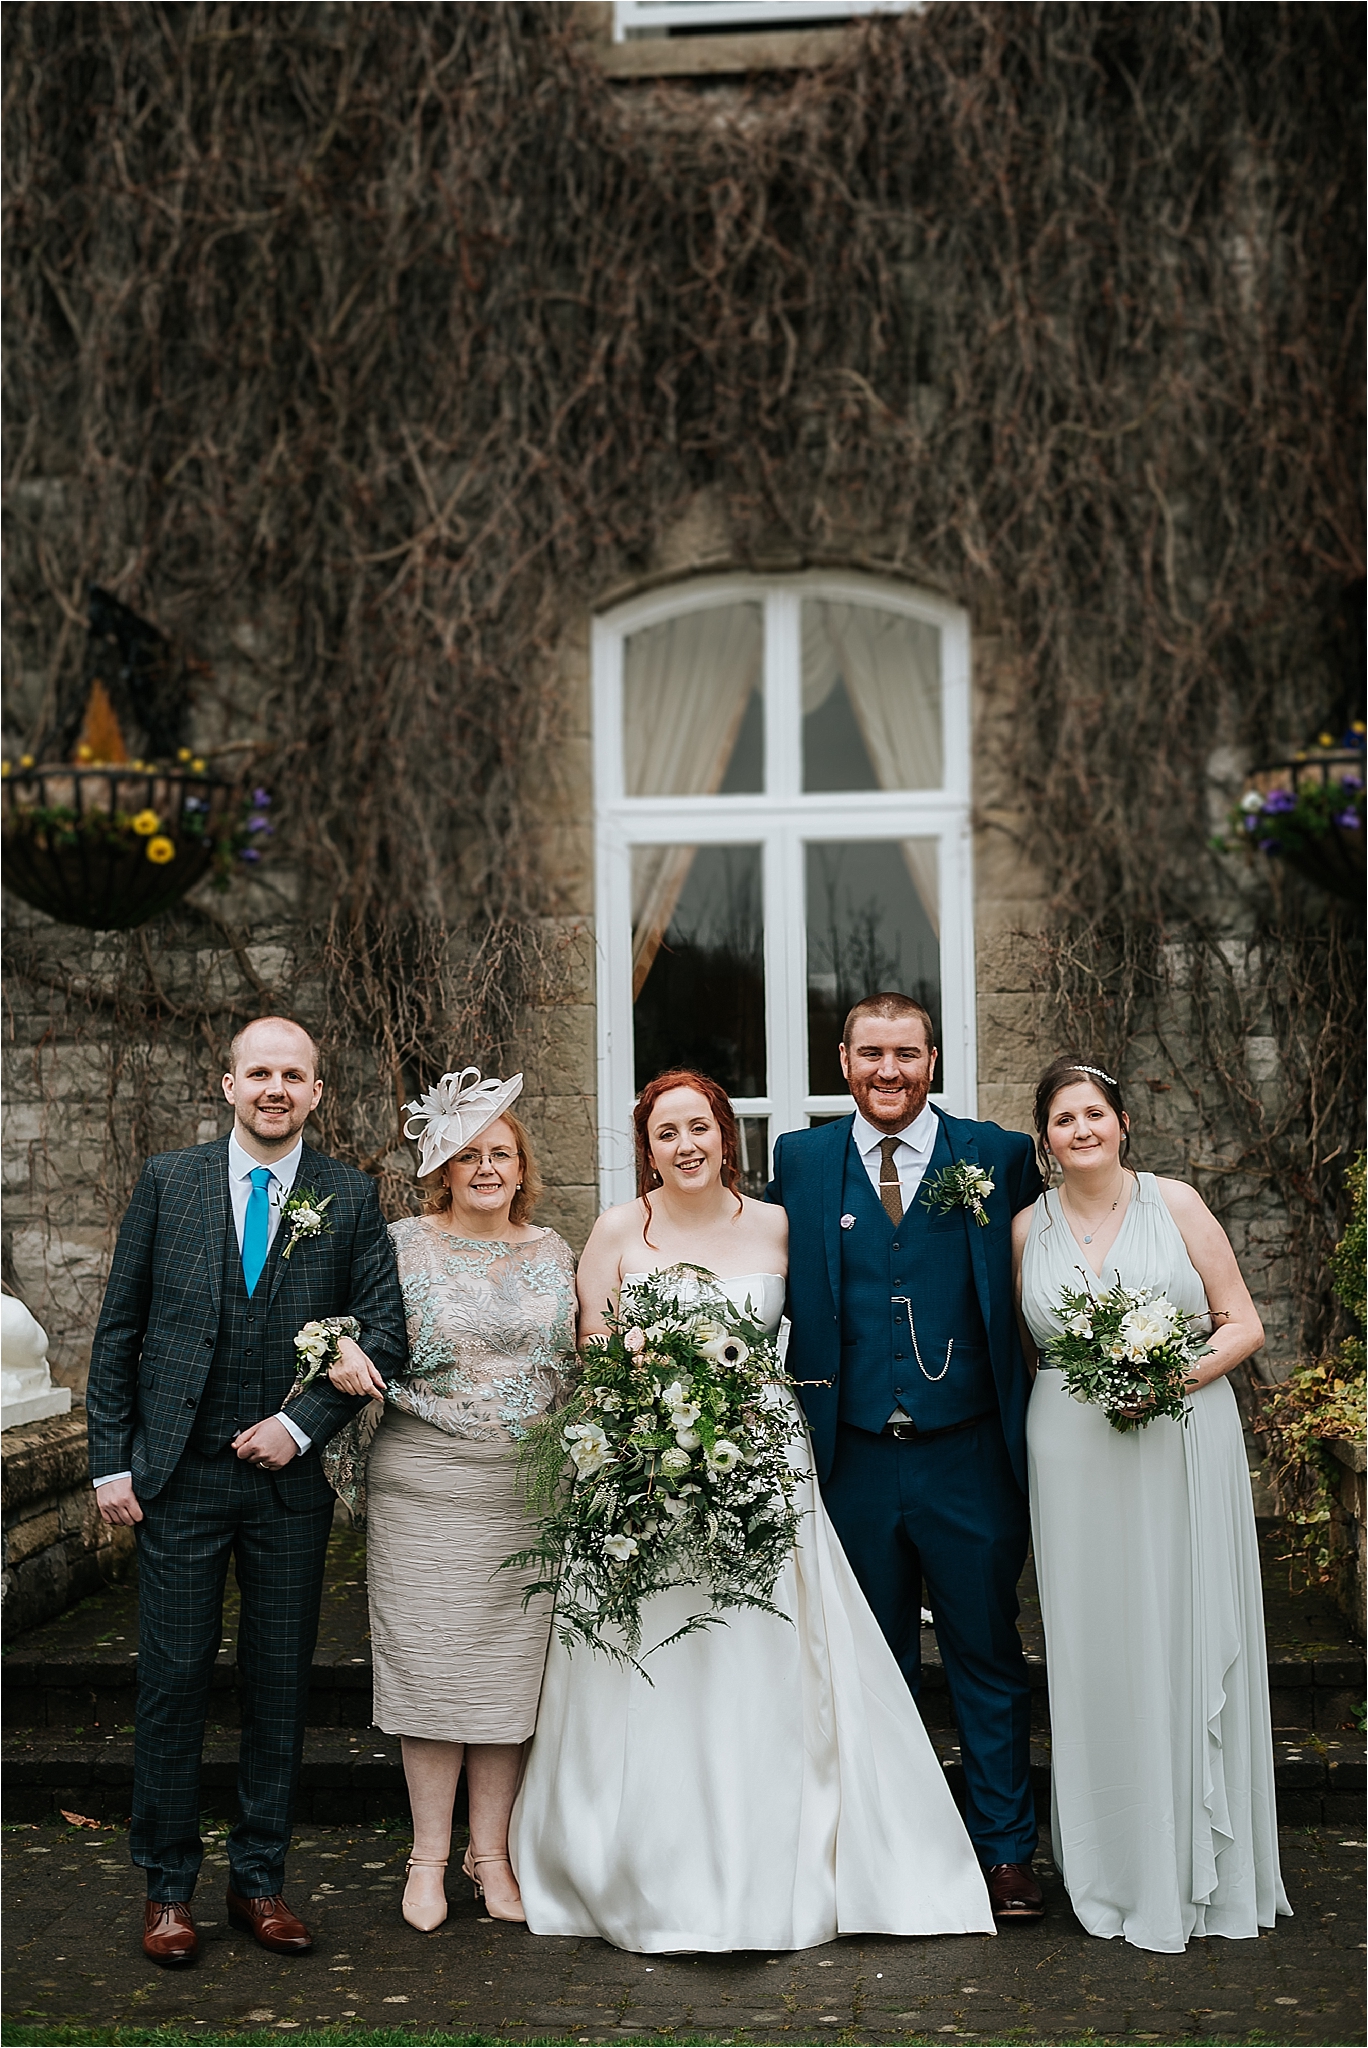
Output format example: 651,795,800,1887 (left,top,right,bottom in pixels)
1229,743,1365,907
1,763,262,931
